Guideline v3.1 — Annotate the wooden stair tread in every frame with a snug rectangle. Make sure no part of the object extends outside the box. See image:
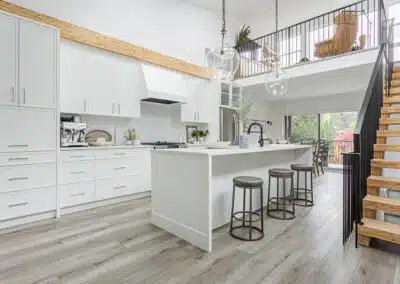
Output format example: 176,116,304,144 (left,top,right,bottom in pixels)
381,107,400,114
391,80,400,88
377,130,400,137
368,175,400,190
374,144,400,152
371,159,400,169
389,87,400,95
383,96,400,104
380,118,400,125
358,218,400,244
364,195,400,215
393,73,400,80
